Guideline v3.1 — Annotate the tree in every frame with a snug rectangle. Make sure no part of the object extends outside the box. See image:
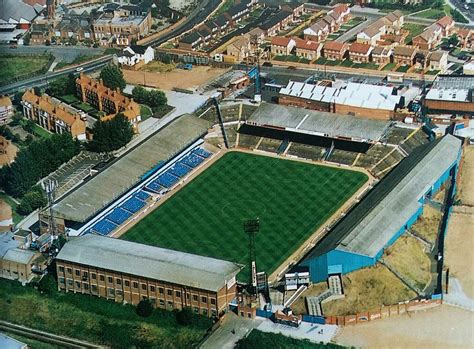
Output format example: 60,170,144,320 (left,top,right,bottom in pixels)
136,299,154,317
131,86,168,112
452,9,468,23
47,74,76,98
37,274,57,295
175,307,194,326
132,86,148,104
99,64,126,91
17,186,47,215
87,113,134,153
22,119,36,134
447,33,459,47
